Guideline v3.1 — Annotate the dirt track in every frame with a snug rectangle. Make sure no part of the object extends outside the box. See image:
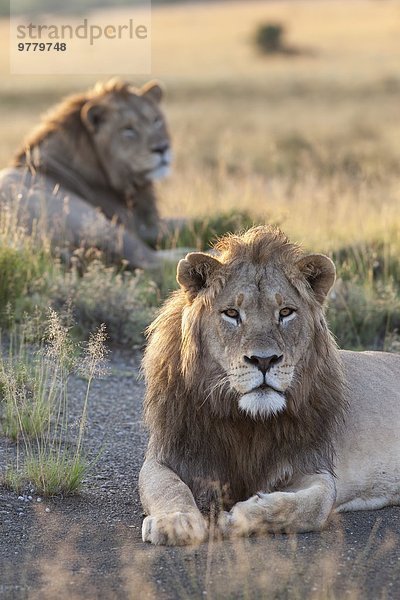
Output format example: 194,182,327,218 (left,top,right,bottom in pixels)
1,350,399,599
